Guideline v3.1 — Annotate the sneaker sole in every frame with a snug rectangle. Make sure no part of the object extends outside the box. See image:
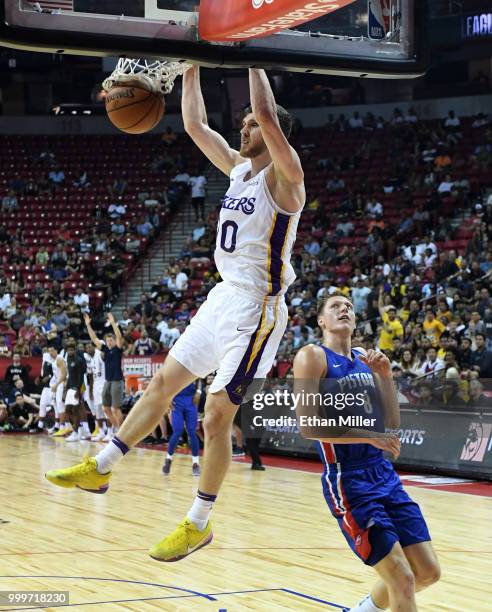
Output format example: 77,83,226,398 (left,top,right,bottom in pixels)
77,484,109,494
150,532,213,563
